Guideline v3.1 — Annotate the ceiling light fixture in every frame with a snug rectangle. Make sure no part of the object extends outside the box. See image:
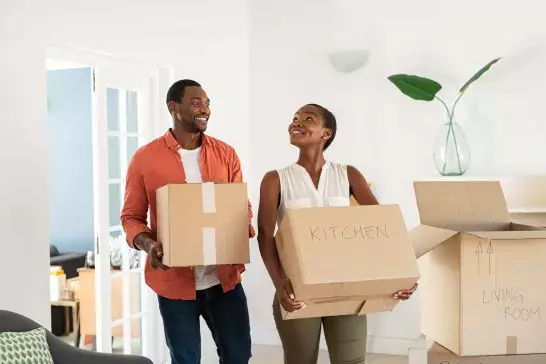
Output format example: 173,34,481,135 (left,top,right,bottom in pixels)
328,49,370,73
